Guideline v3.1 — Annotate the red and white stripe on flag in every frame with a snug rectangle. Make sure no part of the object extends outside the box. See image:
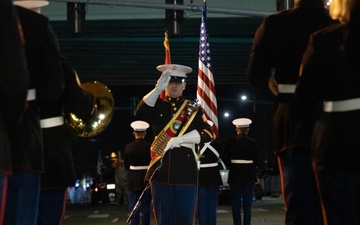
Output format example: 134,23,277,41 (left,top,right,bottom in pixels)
197,0,219,138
